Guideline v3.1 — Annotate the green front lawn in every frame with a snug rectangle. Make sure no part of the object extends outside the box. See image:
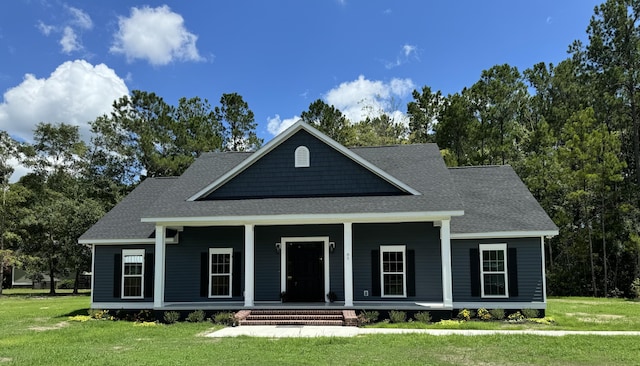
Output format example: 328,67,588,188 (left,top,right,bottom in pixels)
0,291,639,365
